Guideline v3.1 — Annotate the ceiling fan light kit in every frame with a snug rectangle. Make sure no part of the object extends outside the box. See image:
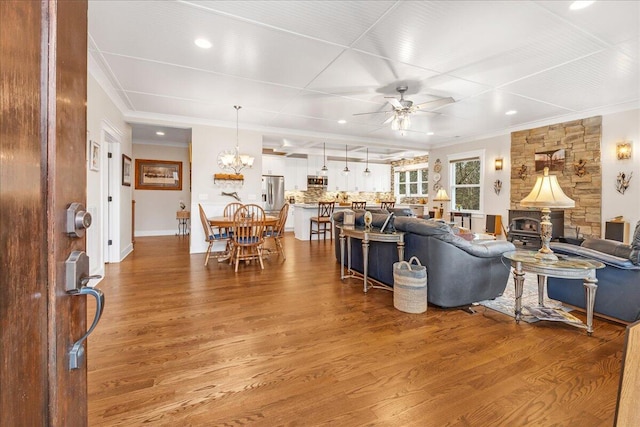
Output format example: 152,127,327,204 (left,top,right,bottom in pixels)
354,85,454,134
